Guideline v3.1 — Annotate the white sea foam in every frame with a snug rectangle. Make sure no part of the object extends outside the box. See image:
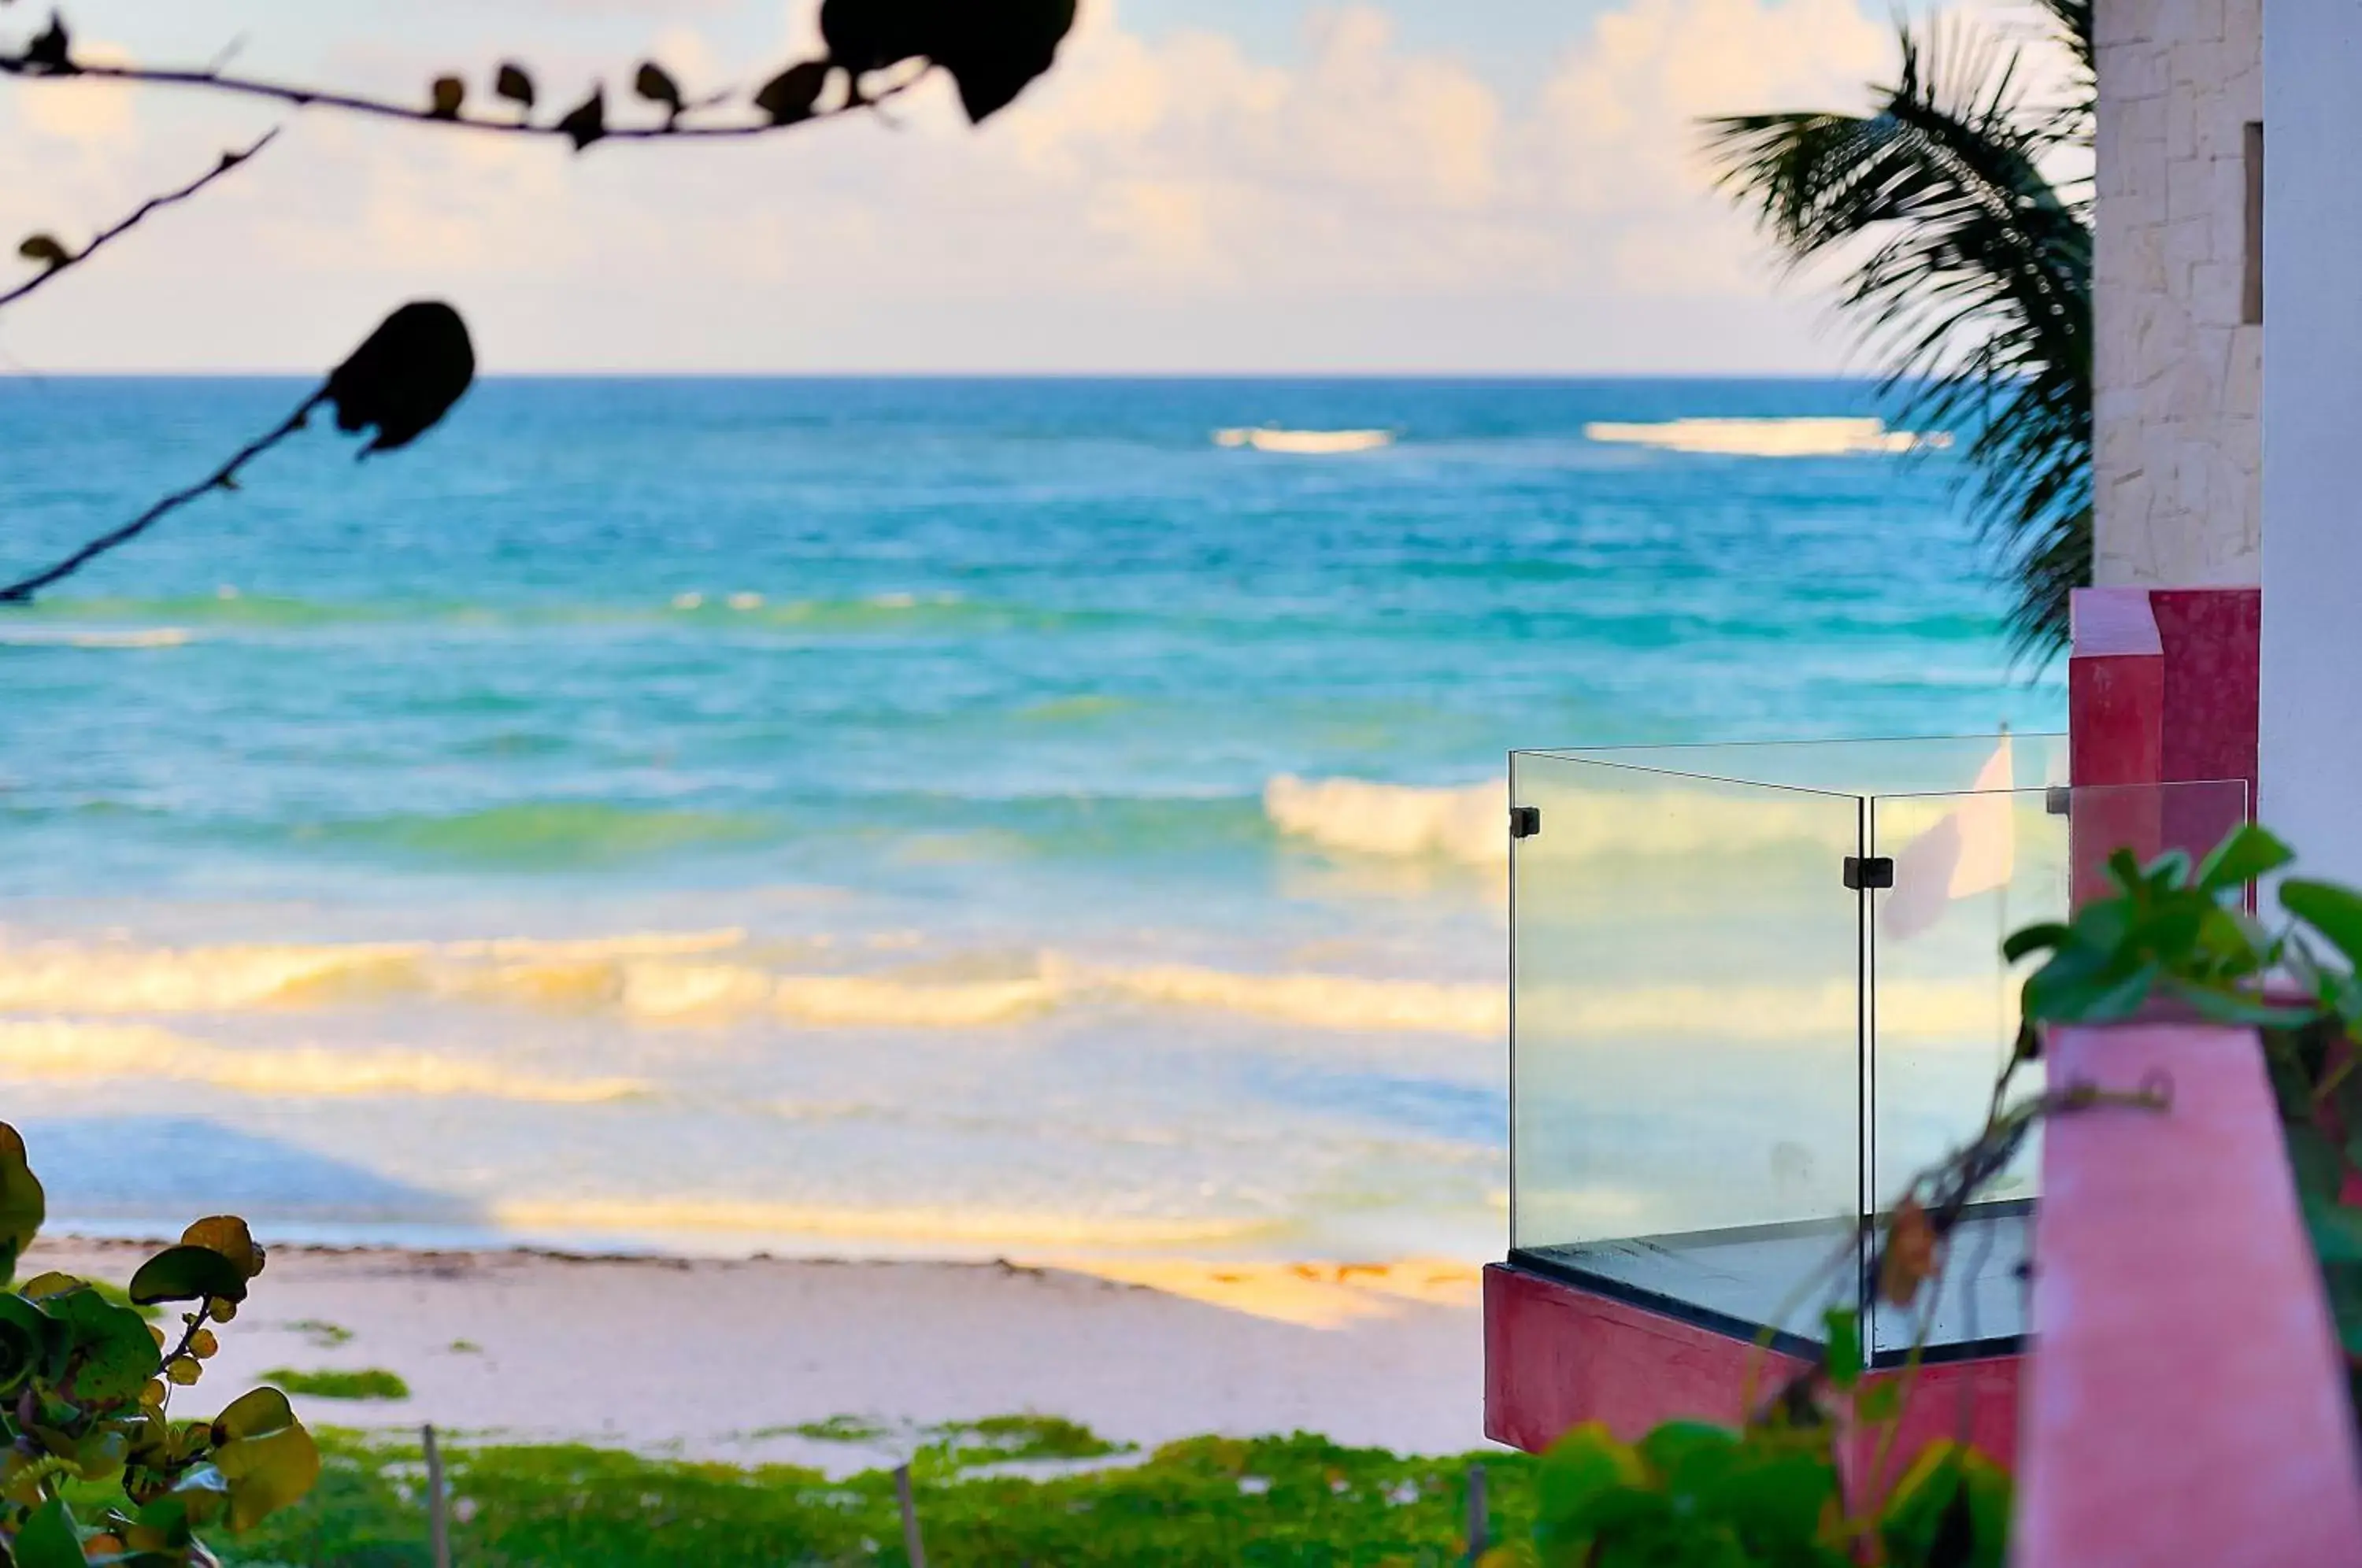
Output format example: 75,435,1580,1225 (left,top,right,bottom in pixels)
1584,417,1952,457
1266,772,1882,867
1264,775,1506,865
0,1020,645,1102
0,627,192,649
1213,427,1395,455
0,930,748,1014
